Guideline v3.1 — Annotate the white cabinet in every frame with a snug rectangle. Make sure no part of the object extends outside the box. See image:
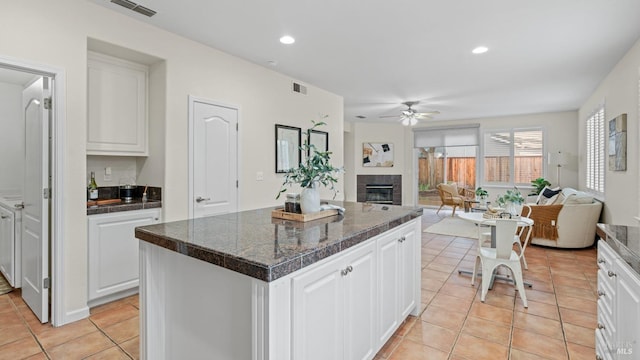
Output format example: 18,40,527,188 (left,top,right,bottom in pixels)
0,206,16,286
292,240,377,360
88,209,161,305
87,51,148,156
597,240,640,359
377,222,418,345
